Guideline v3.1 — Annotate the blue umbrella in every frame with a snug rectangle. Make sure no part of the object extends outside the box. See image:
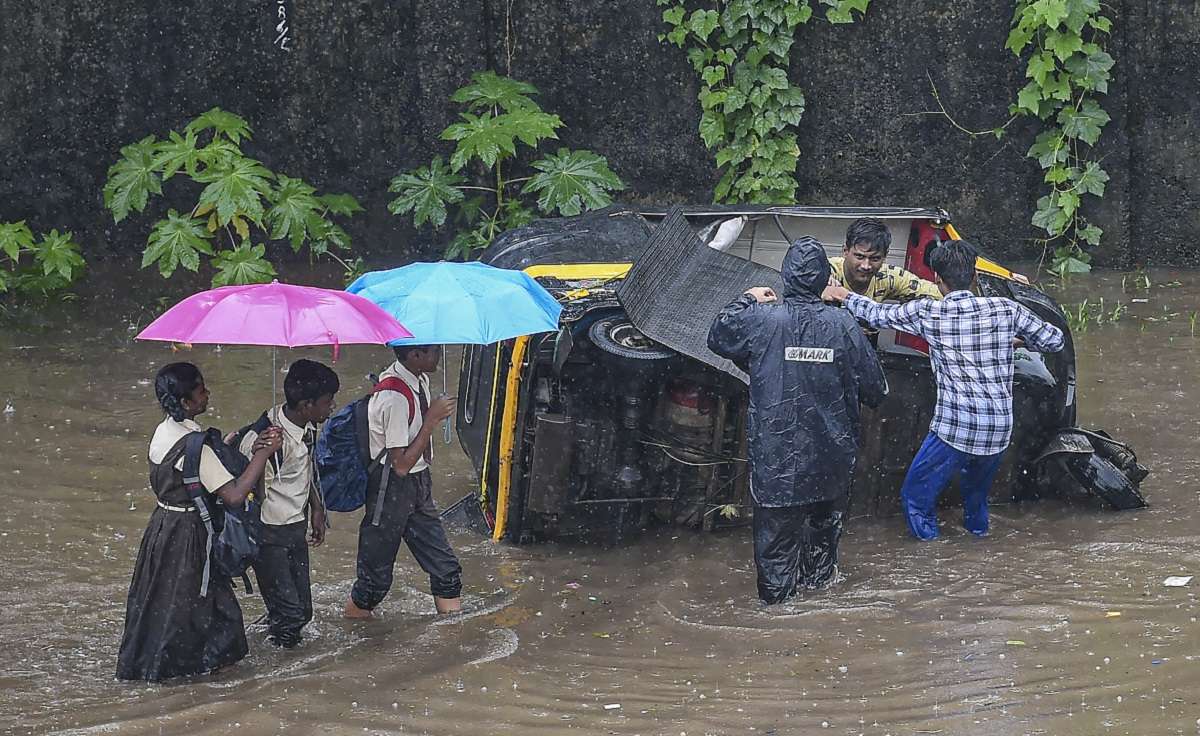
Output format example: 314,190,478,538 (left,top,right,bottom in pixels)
346,261,563,442
346,261,561,345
